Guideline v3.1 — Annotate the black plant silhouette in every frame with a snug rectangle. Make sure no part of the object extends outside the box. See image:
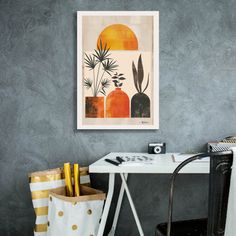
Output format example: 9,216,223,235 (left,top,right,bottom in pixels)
83,40,118,96
132,54,149,93
131,54,150,117
111,72,126,88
